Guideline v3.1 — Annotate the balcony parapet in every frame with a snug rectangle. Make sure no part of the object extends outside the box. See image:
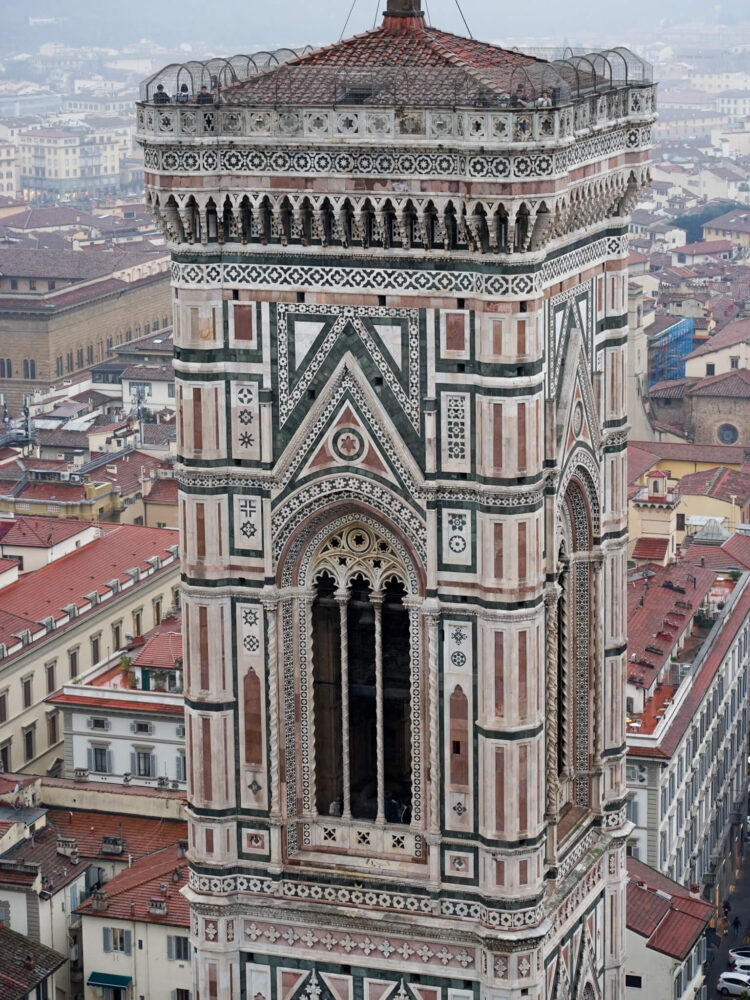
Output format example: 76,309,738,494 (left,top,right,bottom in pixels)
136,85,655,152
